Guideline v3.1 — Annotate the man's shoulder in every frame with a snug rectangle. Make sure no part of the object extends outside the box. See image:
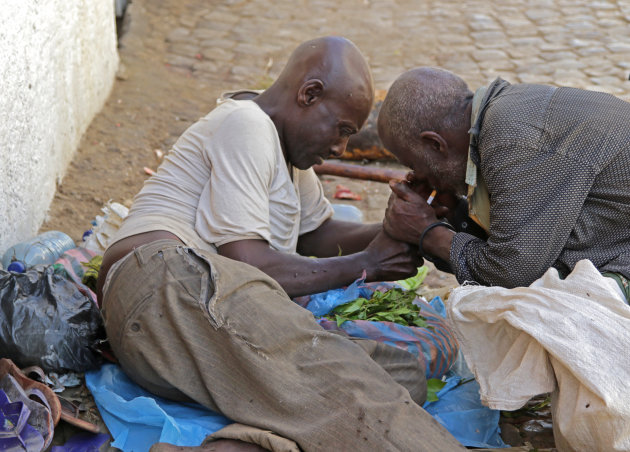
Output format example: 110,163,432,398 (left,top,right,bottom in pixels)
207,99,270,125
191,99,277,145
